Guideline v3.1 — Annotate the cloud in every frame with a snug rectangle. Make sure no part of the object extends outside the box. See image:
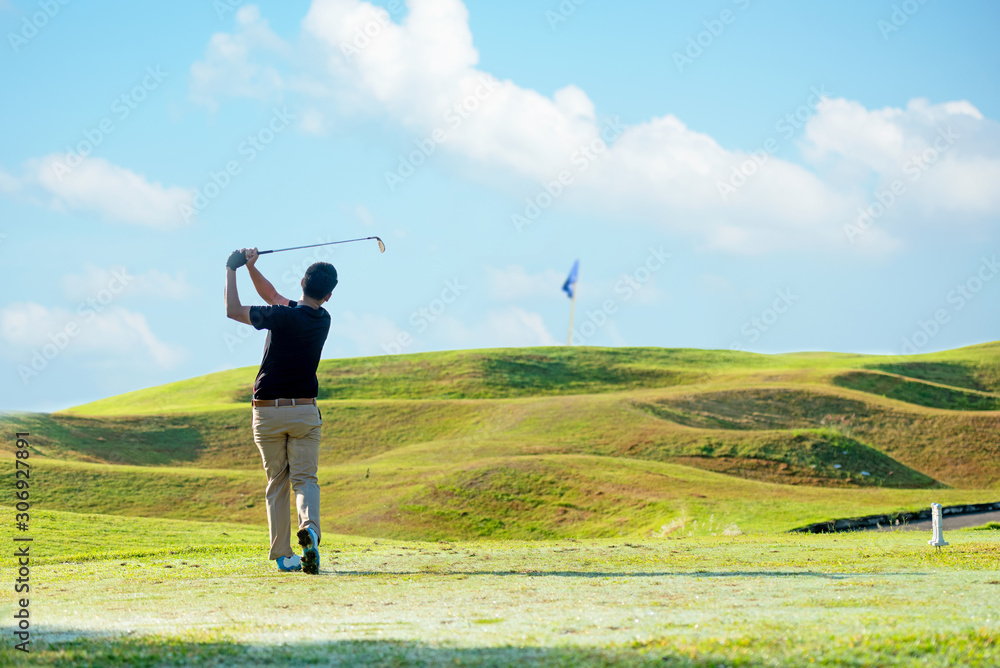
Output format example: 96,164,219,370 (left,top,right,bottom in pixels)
298,0,854,253
328,304,558,356
355,204,374,225
190,5,290,111
0,302,185,370
328,310,405,356
194,0,1000,254
0,168,20,194
300,108,328,134
430,307,559,348
480,307,559,347
802,97,1000,218
3,155,195,228
61,265,198,302
485,265,564,301
697,273,733,294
